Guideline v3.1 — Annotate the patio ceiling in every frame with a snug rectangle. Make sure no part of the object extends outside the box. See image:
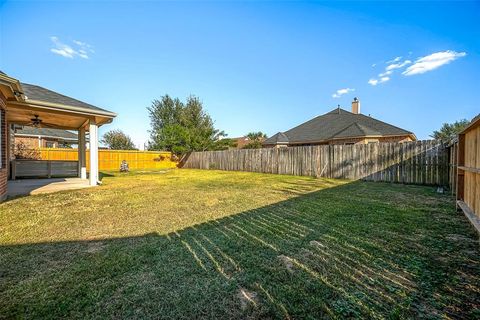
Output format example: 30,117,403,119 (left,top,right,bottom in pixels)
6,102,107,130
